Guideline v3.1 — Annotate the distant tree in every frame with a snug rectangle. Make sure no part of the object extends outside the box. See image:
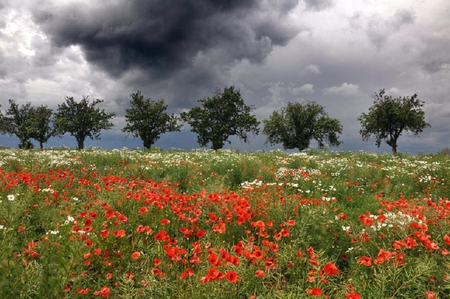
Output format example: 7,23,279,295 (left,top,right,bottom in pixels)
358,89,430,154
54,96,115,150
263,101,343,151
0,105,4,135
28,105,54,149
181,86,260,150
122,91,182,149
2,100,34,149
